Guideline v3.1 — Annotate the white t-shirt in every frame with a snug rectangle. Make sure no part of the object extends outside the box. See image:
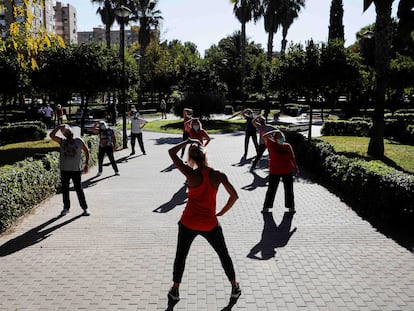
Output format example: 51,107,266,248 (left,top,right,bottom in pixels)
131,115,147,134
